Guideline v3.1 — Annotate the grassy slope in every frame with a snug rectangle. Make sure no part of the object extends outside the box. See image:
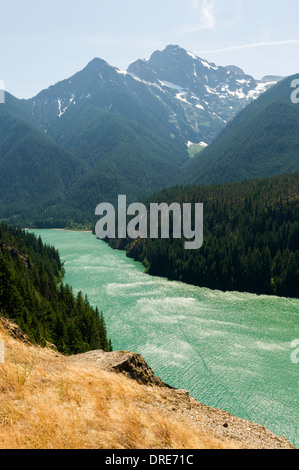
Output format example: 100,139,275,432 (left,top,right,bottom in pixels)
0,322,294,449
